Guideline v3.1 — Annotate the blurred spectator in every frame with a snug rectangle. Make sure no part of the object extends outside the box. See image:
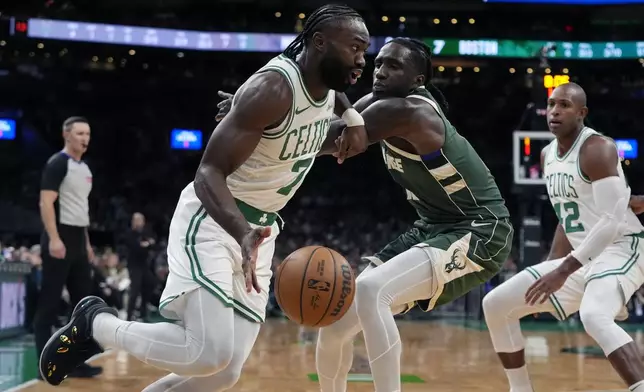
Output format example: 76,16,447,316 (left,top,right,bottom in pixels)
123,212,157,321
